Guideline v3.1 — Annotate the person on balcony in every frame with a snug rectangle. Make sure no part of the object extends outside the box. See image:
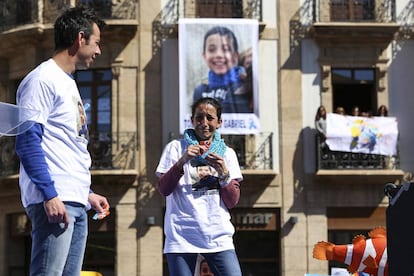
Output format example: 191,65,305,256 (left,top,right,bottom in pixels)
351,106,361,116
15,6,109,276
315,105,327,136
156,97,243,276
377,105,388,117
335,106,345,115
